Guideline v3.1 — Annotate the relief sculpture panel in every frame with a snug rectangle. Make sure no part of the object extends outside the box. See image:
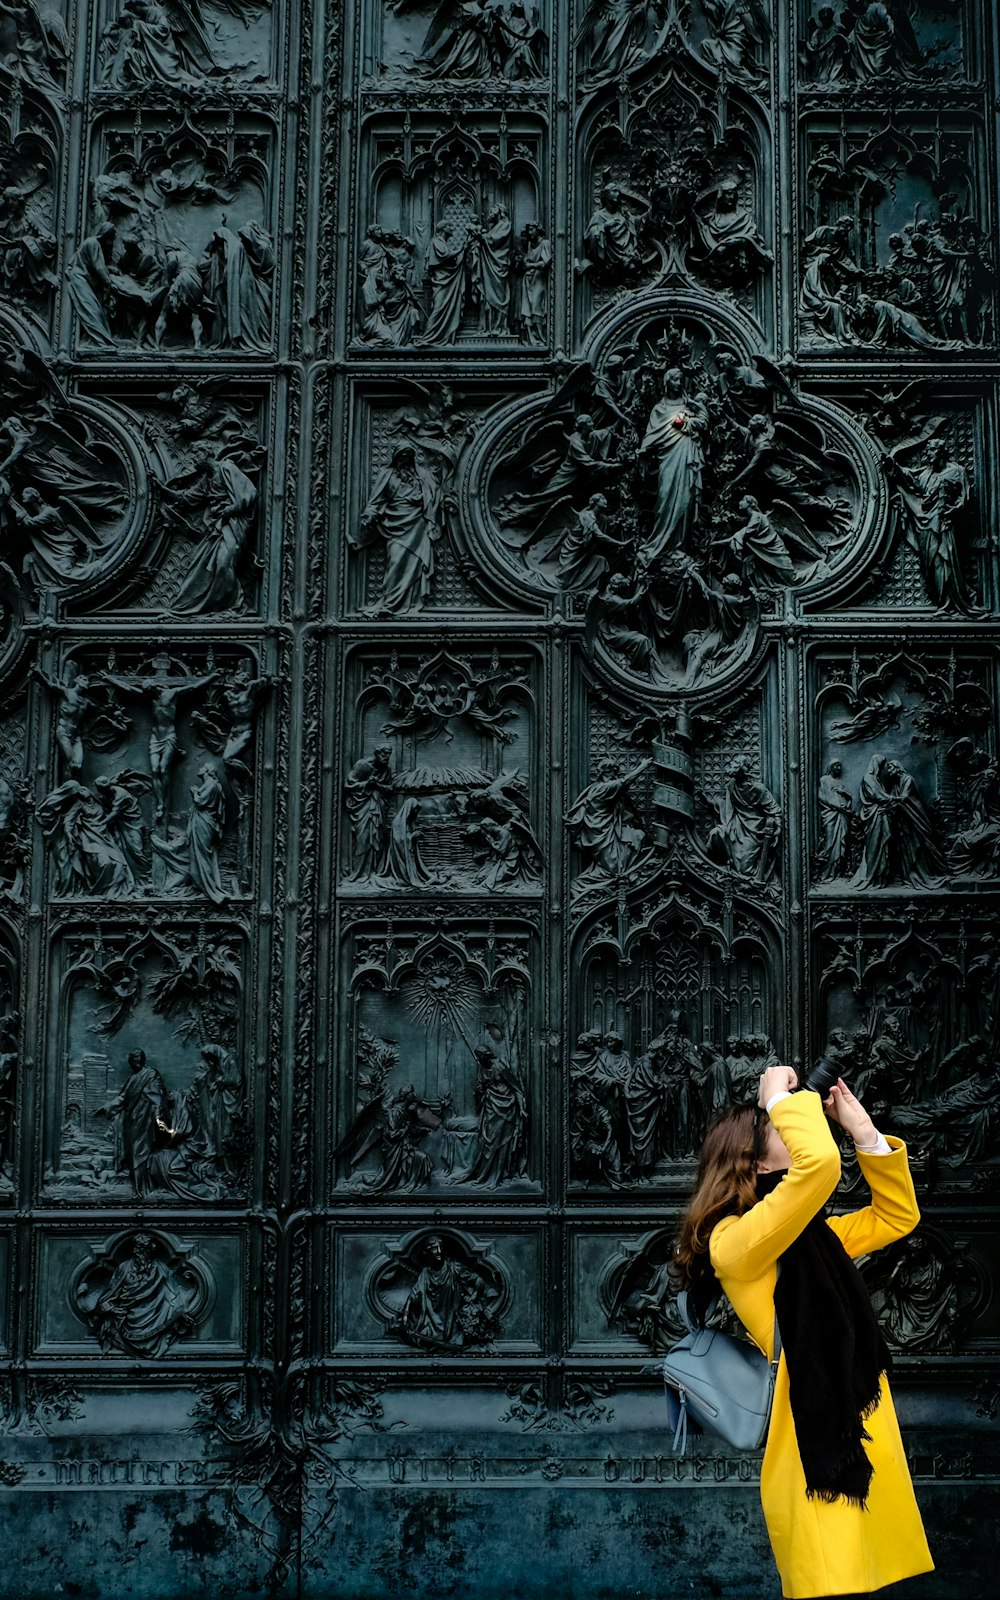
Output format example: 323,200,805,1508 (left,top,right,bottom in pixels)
0,4,998,1596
